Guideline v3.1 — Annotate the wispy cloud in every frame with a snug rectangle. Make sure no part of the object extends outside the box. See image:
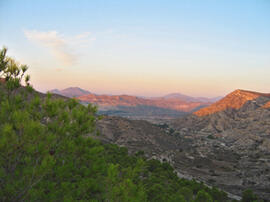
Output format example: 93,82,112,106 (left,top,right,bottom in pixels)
24,30,95,66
